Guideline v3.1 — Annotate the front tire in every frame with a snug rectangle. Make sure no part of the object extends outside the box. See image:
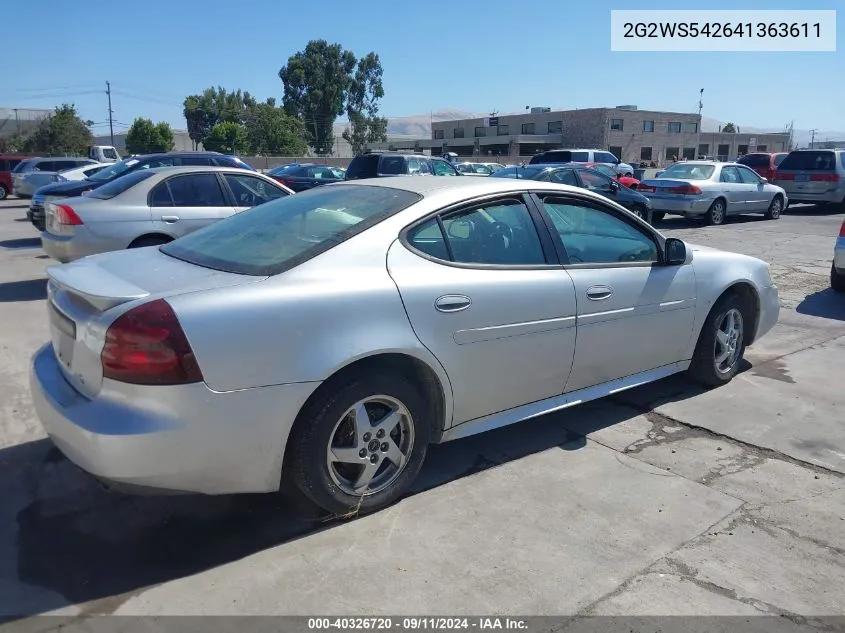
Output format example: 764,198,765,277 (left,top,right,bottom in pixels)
705,198,727,225
688,294,748,387
630,204,650,224
0,185,8,201
765,195,783,220
832,264,845,293
288,373,430,515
